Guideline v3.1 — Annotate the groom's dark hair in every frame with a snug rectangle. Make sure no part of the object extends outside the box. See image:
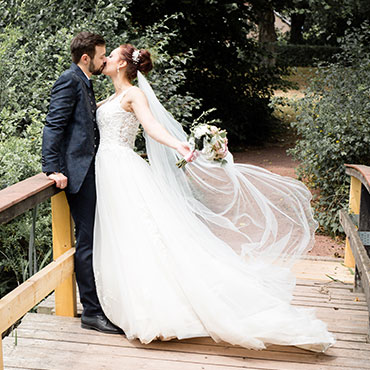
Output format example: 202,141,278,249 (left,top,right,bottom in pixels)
70,31,105,64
